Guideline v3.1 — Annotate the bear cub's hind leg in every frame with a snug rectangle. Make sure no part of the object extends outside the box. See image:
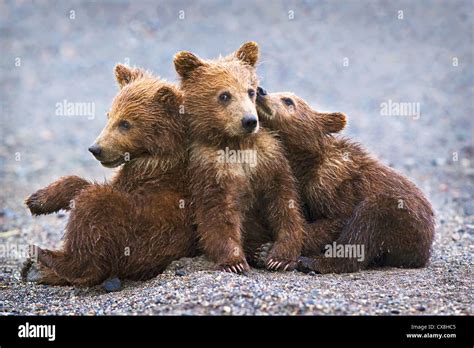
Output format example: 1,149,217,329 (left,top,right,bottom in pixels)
25,176,90,215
